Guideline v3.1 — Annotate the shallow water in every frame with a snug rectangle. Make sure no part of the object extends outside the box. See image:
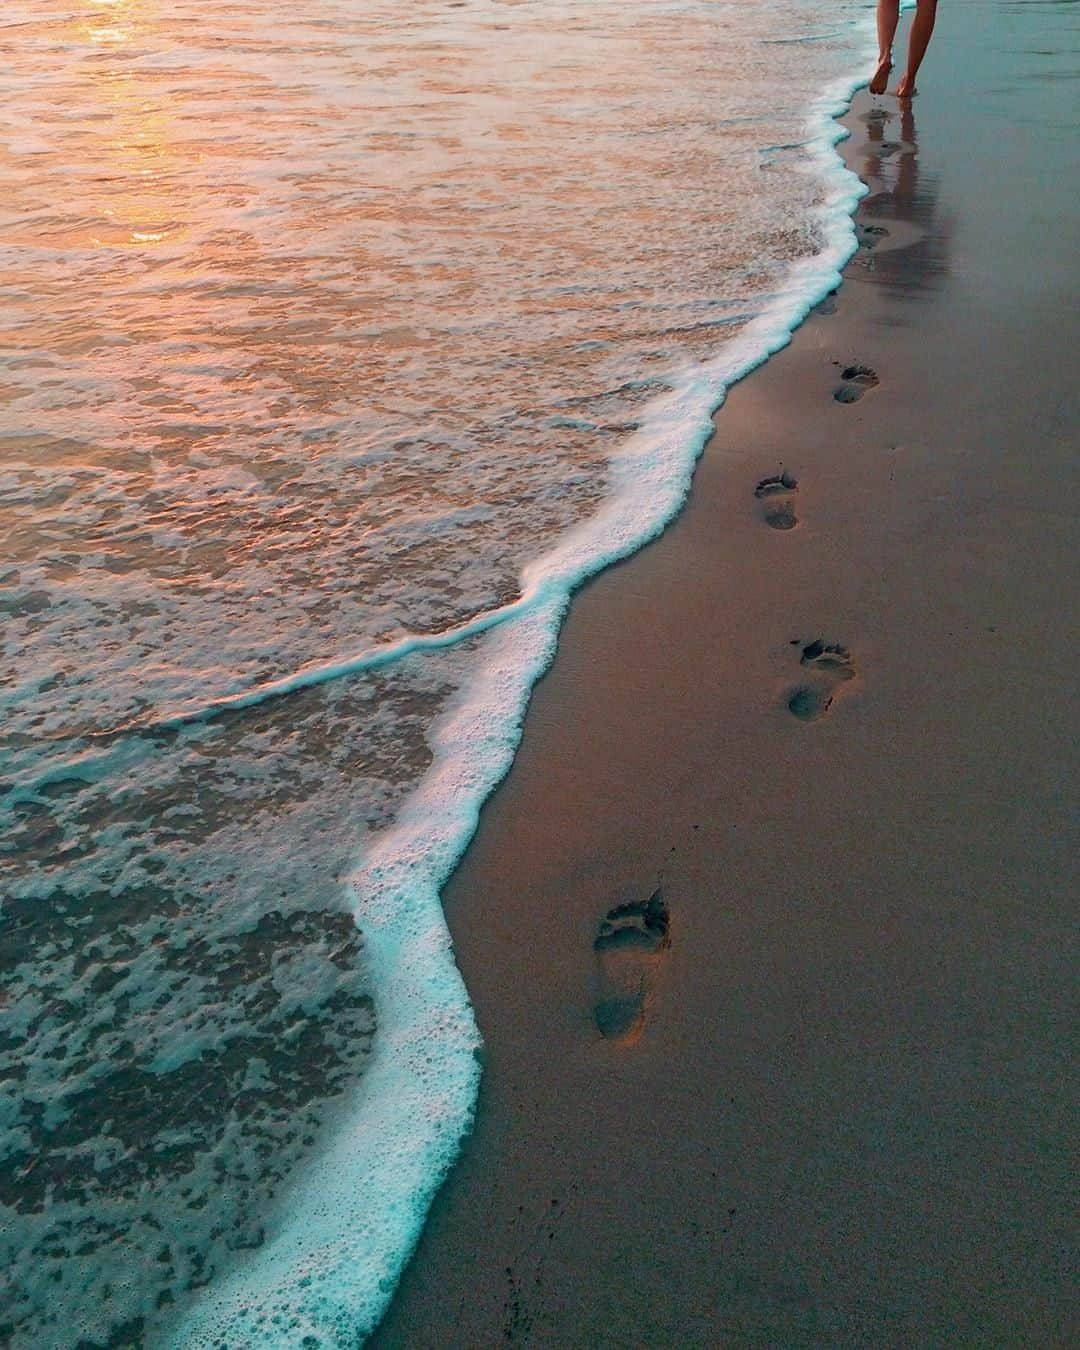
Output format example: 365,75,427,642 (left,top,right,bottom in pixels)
2,2,879,1344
